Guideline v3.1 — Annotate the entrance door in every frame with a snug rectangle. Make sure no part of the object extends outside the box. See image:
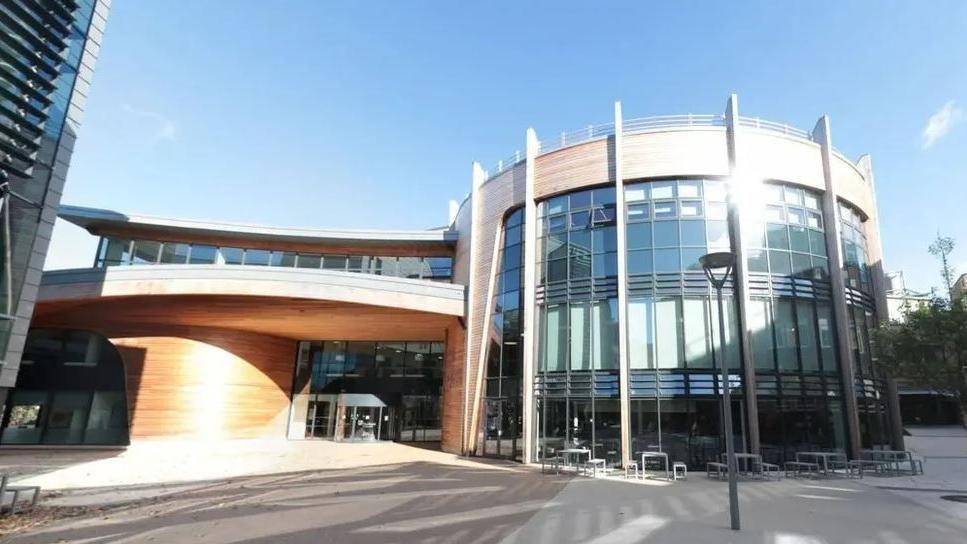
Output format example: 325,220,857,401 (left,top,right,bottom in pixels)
343,406,382,441
483,398,519,459
306,398,335,438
